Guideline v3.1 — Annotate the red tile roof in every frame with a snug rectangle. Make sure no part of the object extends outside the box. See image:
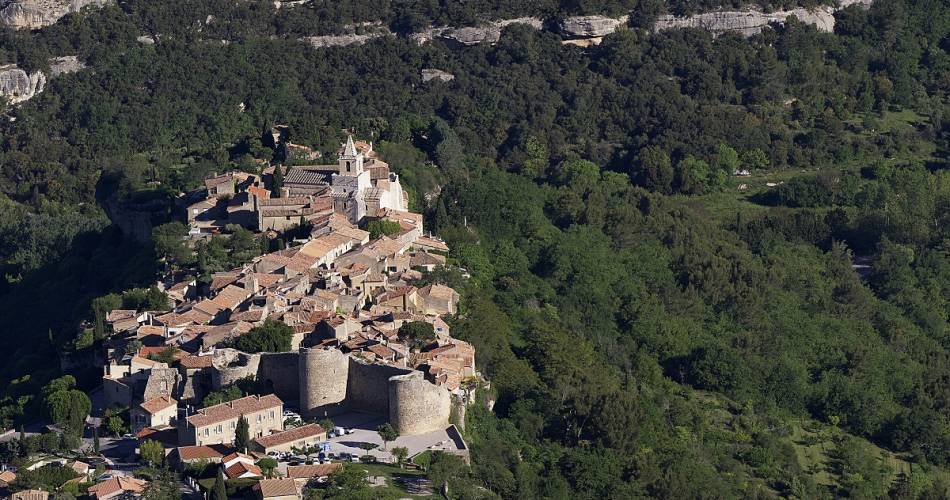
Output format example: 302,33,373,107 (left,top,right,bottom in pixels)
224,461,262,479
175,444,233,461
186,394,283,428
87,476,147,499
254,423,326,449
253,478,299,498
286,463,341,479
139,395,176,414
